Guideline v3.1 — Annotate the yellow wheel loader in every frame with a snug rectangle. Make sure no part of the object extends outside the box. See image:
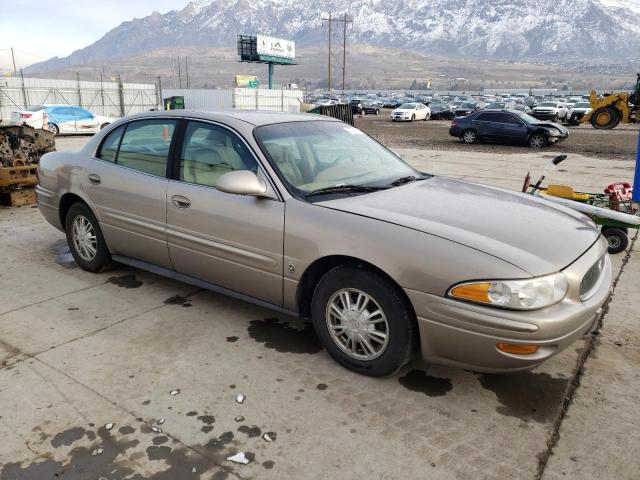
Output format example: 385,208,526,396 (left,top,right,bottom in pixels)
581,73,640,129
